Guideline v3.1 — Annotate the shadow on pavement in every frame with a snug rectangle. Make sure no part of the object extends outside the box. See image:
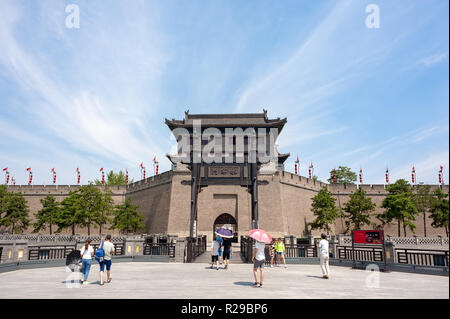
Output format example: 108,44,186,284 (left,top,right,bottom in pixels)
306,275,325,279
233,281,255,286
